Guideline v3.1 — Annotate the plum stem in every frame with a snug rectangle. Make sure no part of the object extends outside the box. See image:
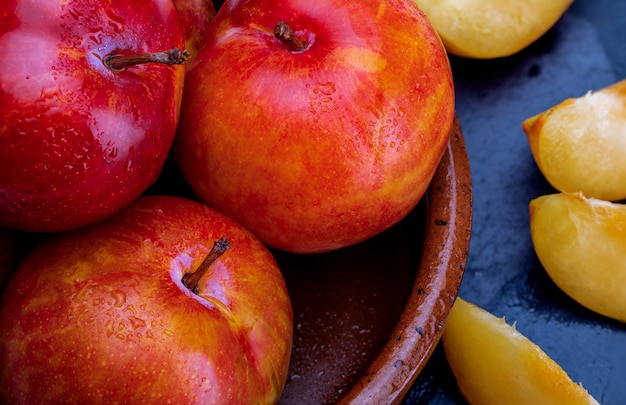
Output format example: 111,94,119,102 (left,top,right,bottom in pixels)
182,237,231,294
103,47,191,71
274,21,307,52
